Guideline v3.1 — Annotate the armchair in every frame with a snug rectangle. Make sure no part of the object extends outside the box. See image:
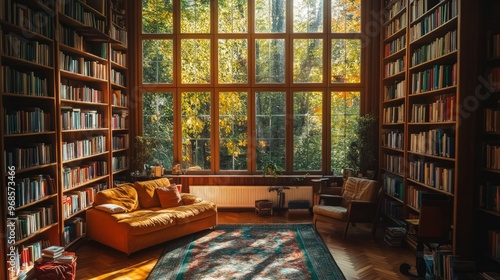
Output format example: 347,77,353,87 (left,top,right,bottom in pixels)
312,177,383,239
